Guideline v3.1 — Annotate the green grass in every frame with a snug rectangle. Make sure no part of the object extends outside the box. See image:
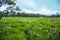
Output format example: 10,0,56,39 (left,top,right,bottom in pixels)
0,17,60,40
